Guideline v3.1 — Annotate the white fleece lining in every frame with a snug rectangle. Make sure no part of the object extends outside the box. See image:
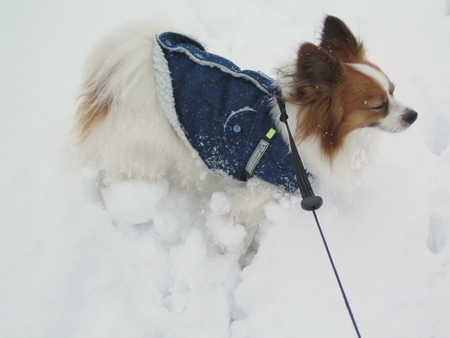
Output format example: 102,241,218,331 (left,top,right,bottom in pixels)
152,35,198,155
